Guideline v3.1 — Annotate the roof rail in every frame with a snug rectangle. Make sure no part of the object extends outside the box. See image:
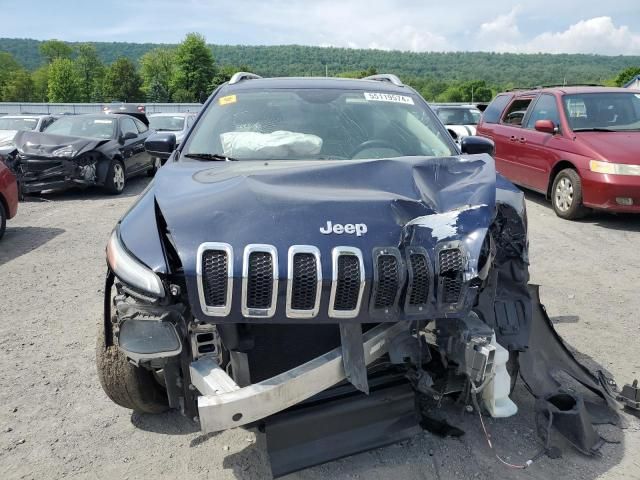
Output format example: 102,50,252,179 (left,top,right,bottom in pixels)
363,74,404,87
229,72,263,85
506,83,604,92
